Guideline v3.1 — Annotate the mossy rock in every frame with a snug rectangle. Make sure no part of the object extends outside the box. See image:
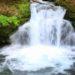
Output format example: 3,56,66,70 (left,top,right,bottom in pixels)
0,0,30,46
55,0,75,20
